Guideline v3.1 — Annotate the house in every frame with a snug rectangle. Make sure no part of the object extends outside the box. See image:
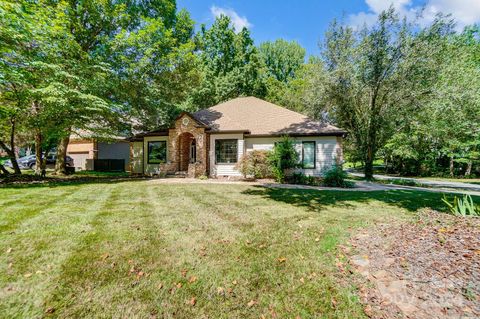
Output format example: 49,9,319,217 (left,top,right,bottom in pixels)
128,97,346,177
67,133,130,171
